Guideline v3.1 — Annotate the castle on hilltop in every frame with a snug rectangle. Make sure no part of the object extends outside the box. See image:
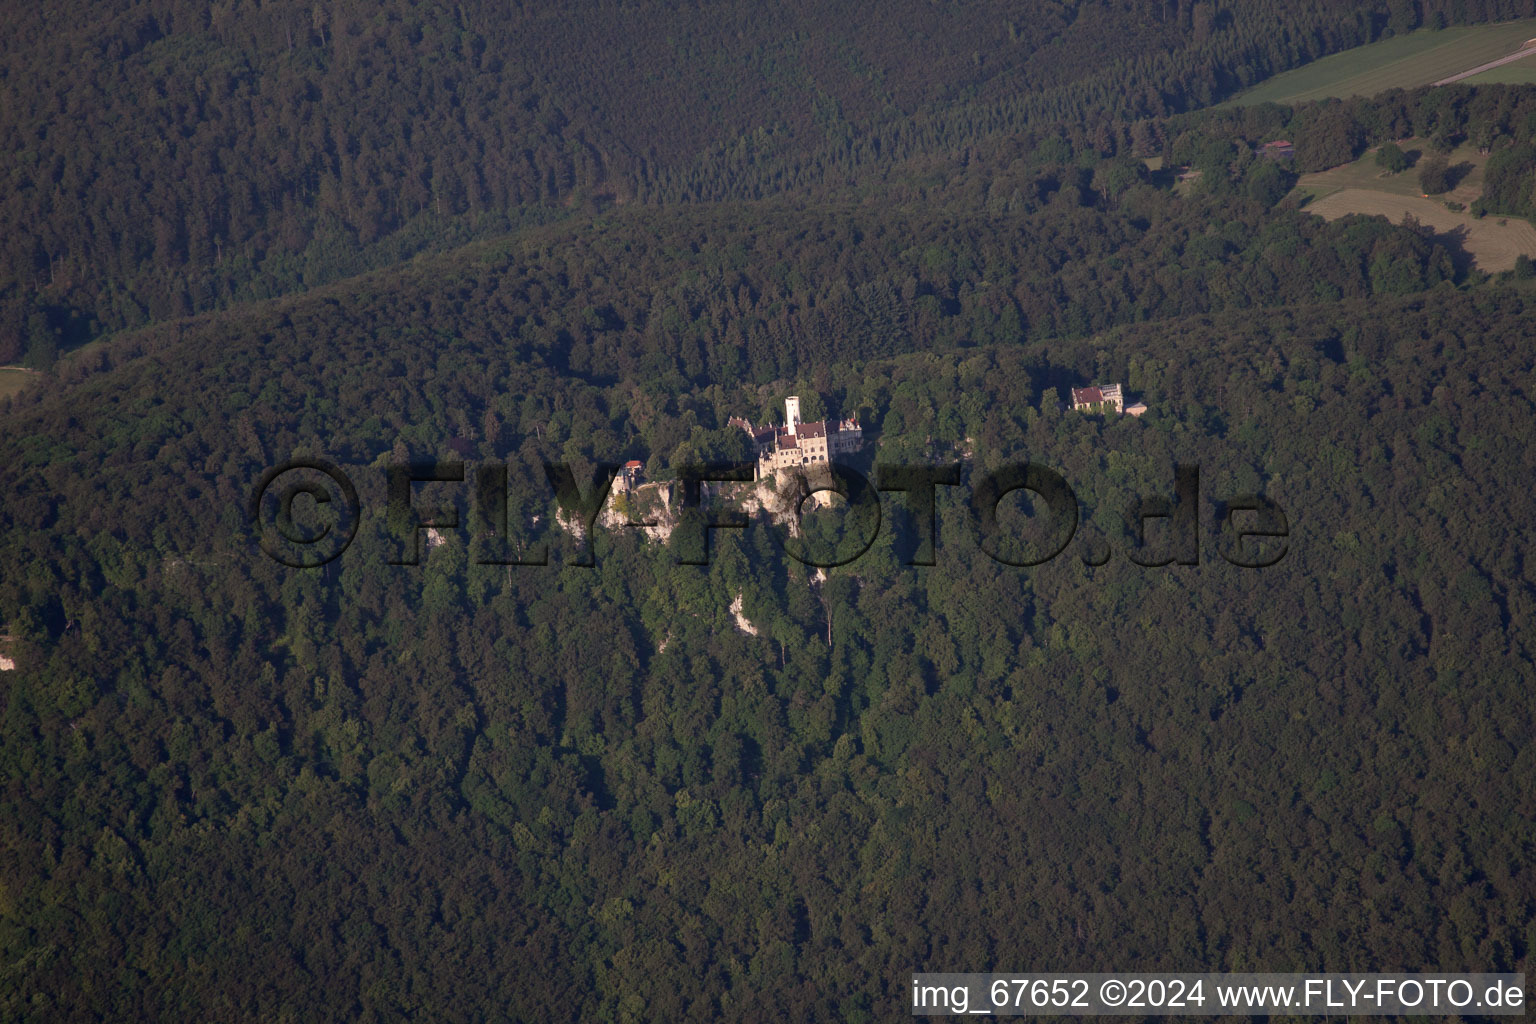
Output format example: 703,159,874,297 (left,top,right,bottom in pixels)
731,396,863,479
